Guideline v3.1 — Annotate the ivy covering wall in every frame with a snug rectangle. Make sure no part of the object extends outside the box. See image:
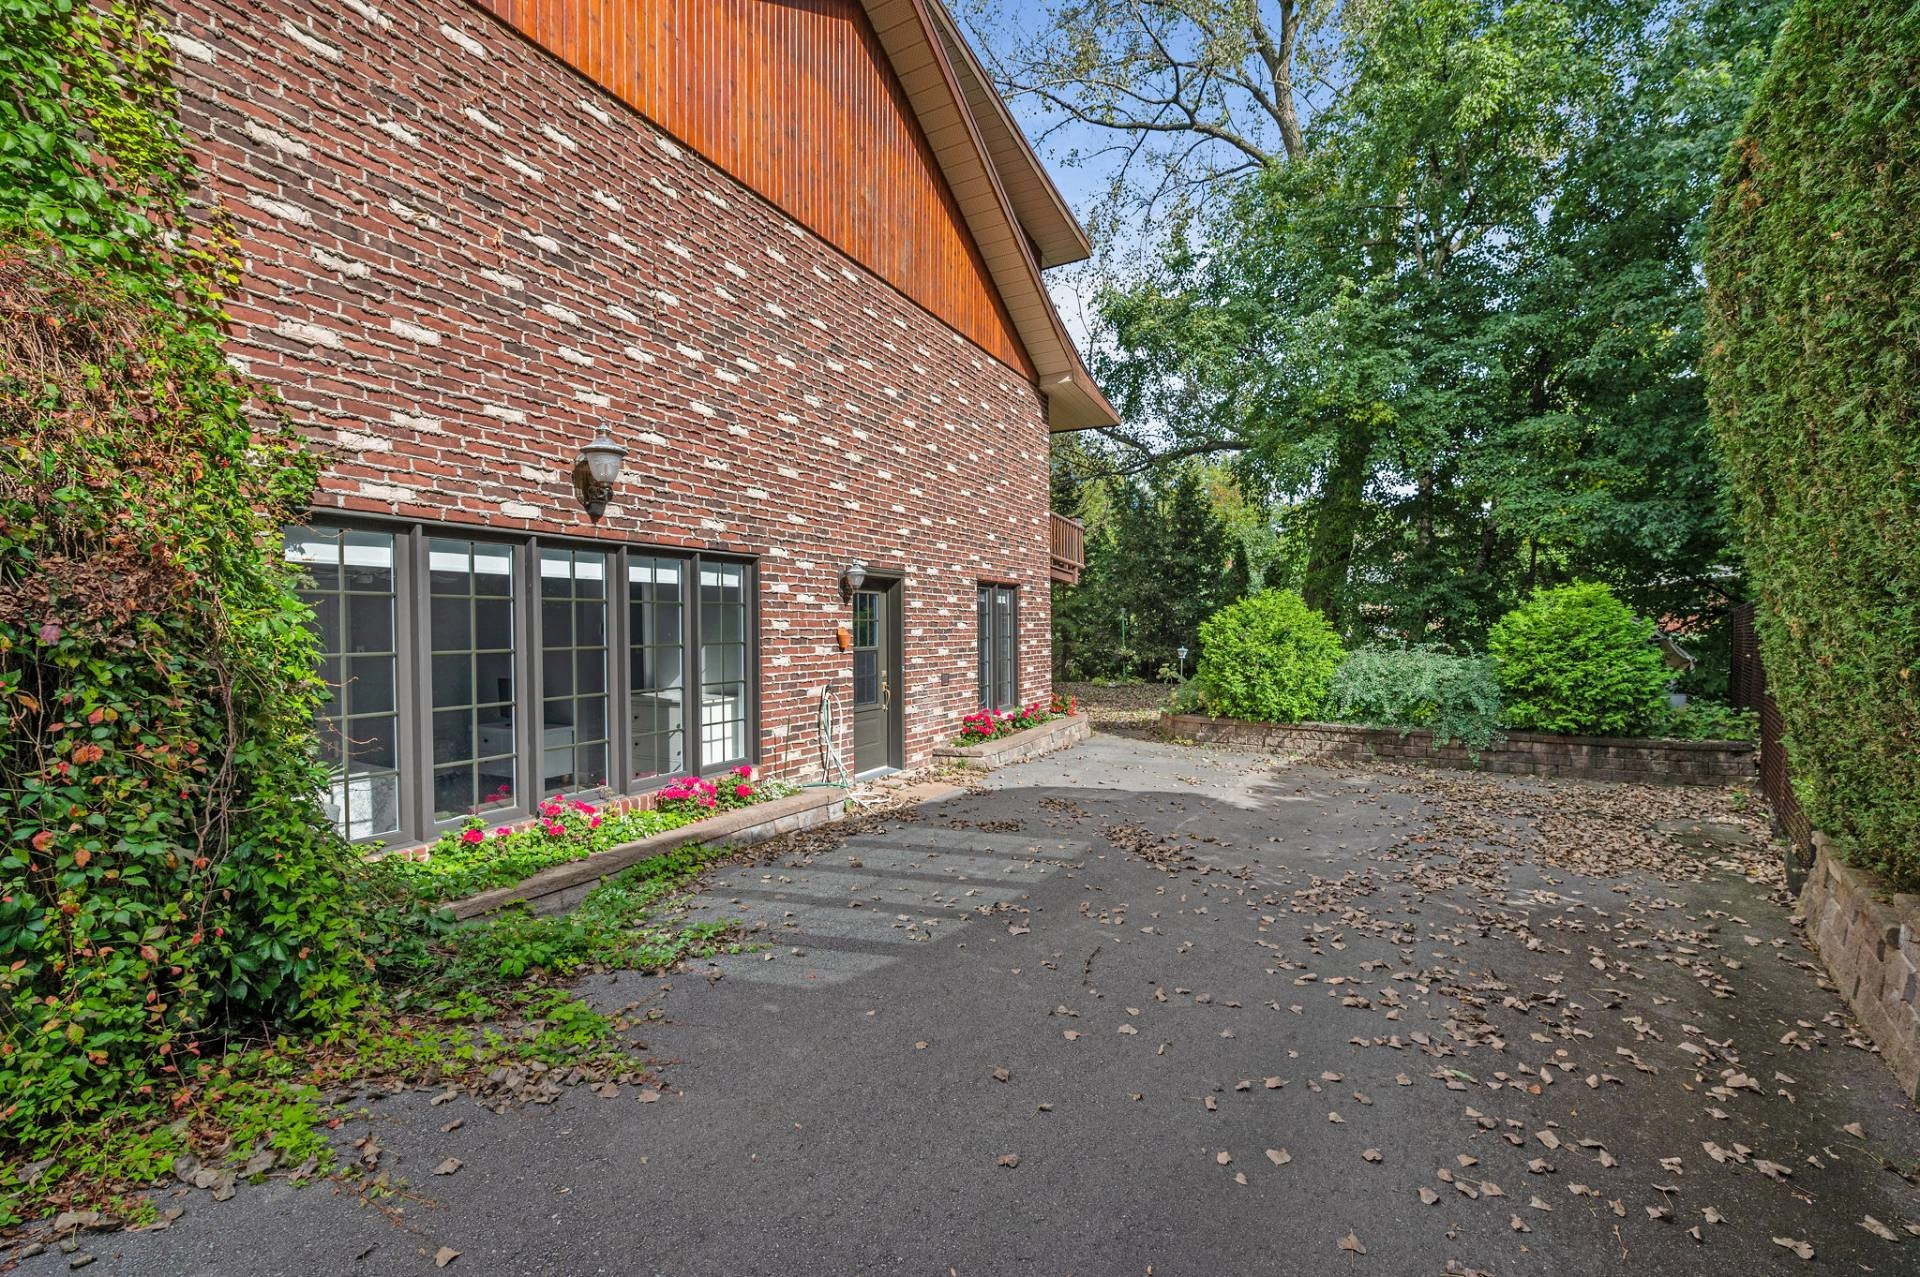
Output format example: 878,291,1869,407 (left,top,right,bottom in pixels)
1,0,363,1139
1705,0,1920,888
